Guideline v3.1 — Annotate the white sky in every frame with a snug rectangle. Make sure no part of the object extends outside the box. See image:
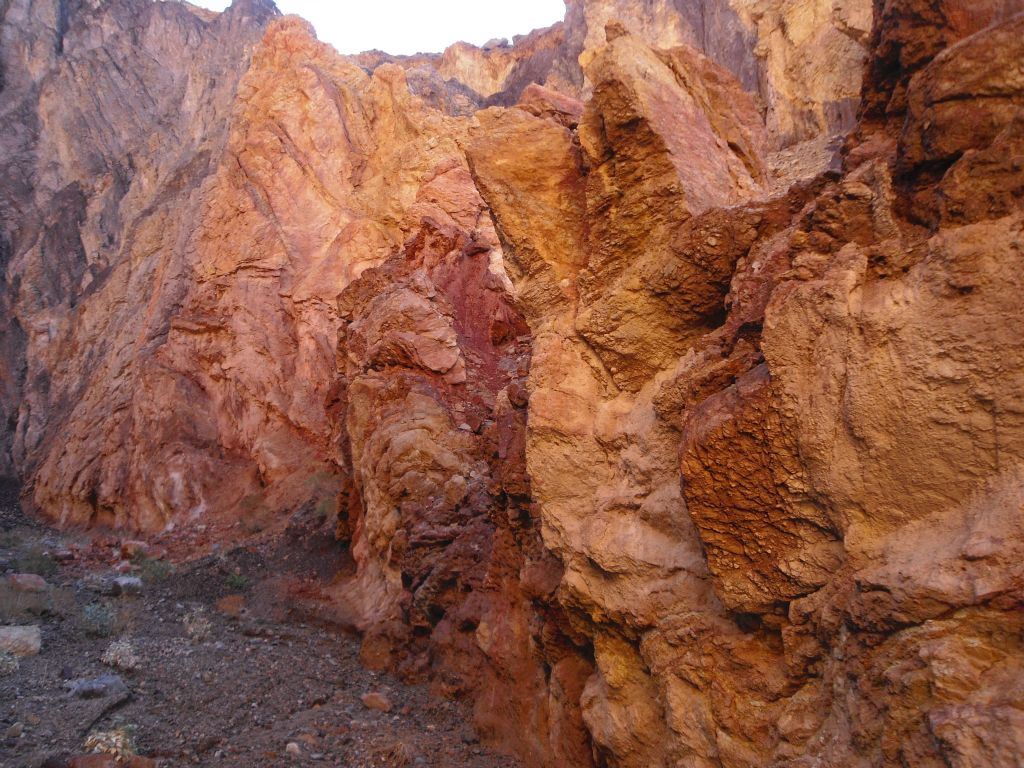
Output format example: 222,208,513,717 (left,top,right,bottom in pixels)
192,1,567,55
